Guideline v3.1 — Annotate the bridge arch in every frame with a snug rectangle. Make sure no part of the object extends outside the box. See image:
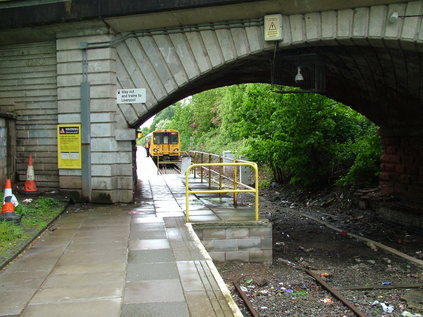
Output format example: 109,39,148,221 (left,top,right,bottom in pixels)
105,2,423,213
113,3,423,130
1,1,422,219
